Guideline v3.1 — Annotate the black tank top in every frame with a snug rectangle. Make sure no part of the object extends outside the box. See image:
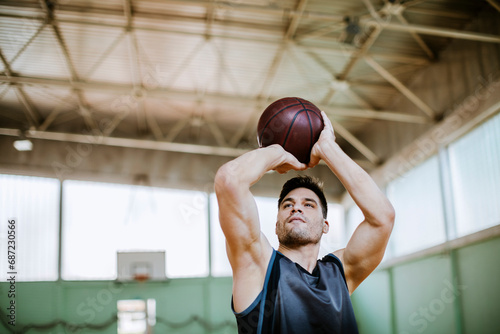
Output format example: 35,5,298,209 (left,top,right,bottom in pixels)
232,250,359,334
